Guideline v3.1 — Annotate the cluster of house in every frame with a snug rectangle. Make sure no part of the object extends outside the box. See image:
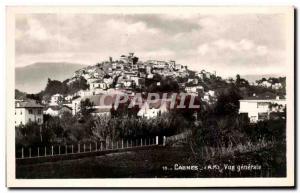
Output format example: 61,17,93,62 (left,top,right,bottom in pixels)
14,92,173,127
15,93,73,126
14,53,287,127
71,93,172,119
66,53,219,105
255,80,283,90
15,90,286,127
184,85,216,104
70,53,189,93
